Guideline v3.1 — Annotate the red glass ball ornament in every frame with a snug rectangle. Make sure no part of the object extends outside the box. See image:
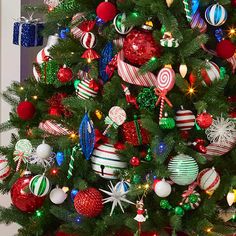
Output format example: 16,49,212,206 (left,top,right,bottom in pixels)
180,130,190,140
17,101,36,120
57,66,73,83
129,156,141,167
196,112,213,129
123,29,161,66
74,187,103,217
96,2,117,23
231,0,236,7
216,39,235,59
10,172,45,213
